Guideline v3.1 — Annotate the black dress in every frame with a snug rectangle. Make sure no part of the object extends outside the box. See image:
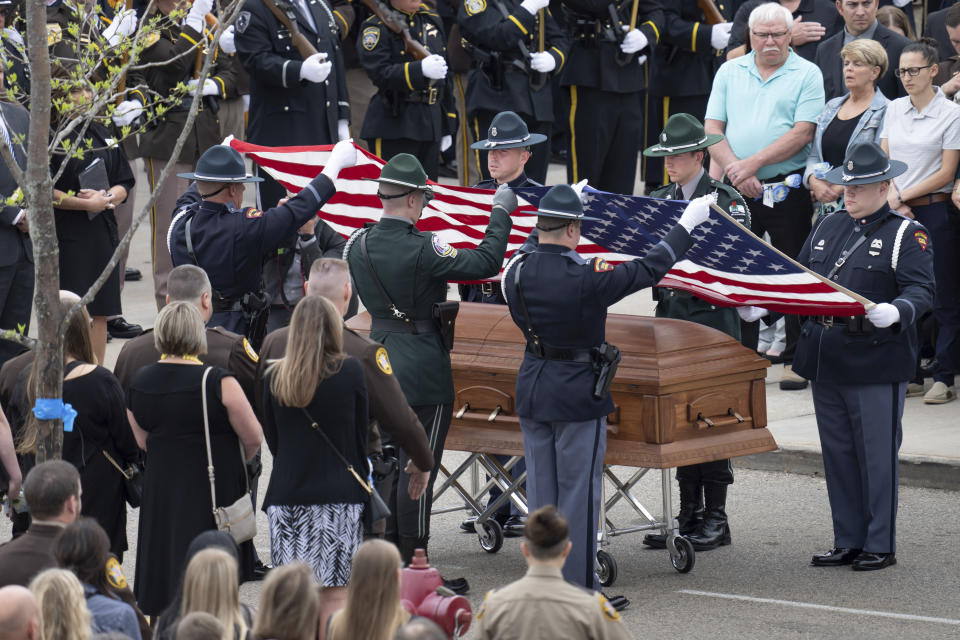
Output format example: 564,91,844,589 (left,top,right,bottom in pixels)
126,364,255,615
51,122,135,316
